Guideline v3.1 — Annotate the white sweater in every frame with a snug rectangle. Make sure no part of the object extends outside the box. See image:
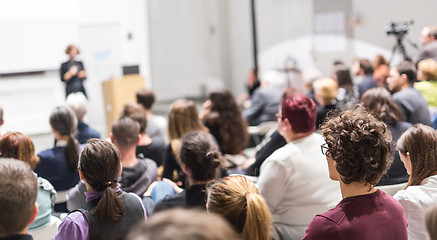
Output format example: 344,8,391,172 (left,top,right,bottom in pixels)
258,132,341,226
